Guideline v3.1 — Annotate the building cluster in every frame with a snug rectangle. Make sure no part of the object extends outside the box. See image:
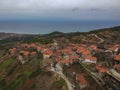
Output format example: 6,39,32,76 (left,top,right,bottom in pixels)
9,42,99,65
9,41,120,89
